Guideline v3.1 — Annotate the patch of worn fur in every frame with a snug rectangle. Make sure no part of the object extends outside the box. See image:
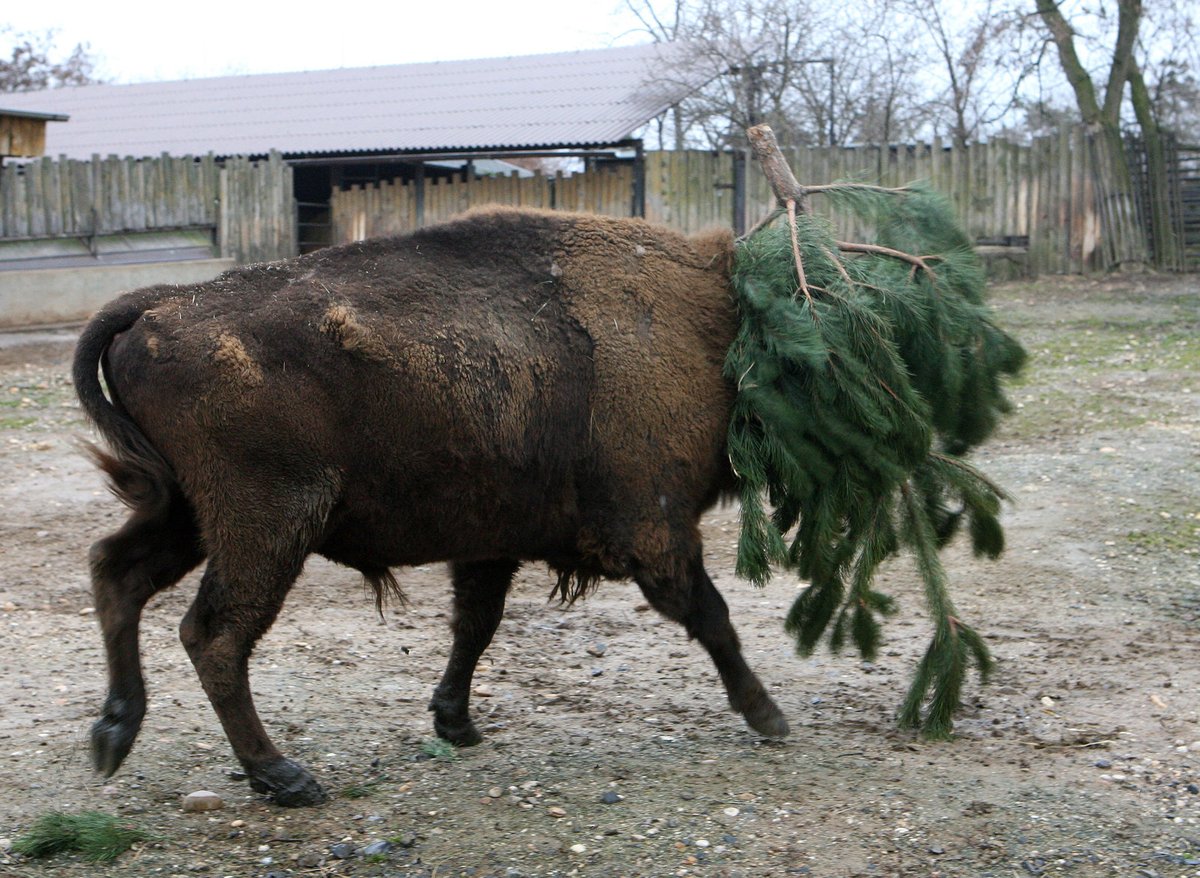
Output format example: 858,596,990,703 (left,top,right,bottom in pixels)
320,304,395,365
